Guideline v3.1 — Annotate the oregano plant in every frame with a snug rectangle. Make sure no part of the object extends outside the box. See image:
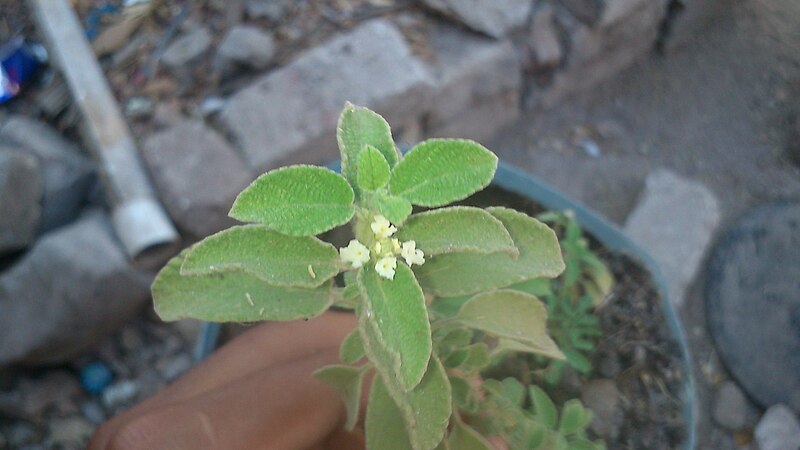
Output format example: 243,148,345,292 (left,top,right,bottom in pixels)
151,102,605,449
